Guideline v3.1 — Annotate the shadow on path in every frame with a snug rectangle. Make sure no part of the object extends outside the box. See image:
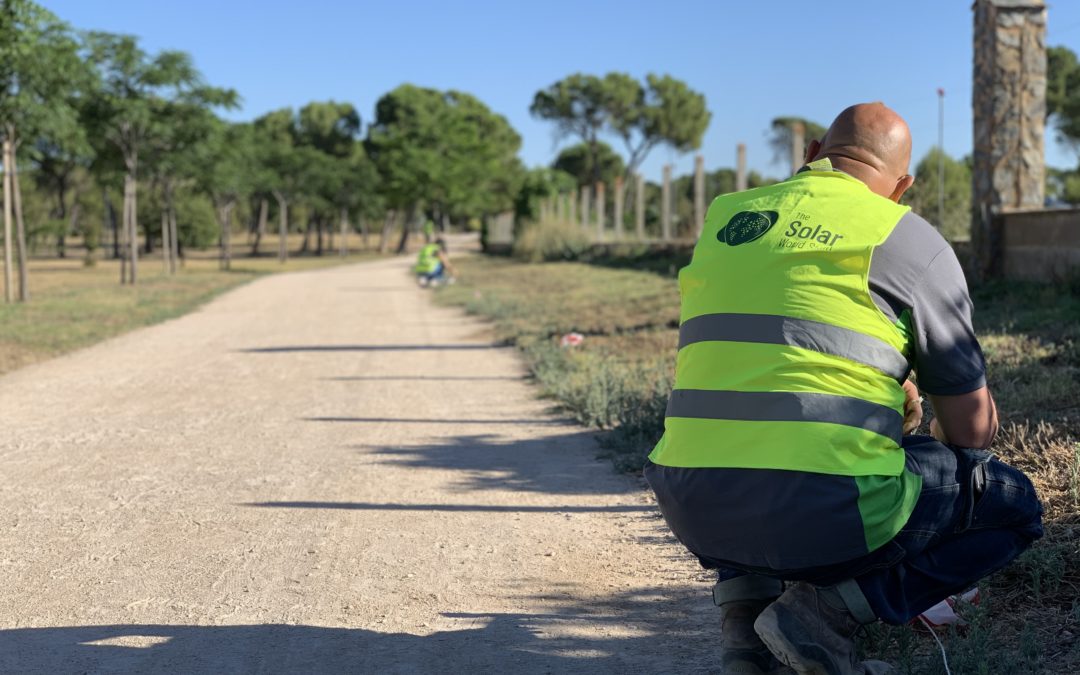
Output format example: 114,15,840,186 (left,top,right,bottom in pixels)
0,587,713,674
241,344,505,353
322,375,525,382
366,433,633,497
304,416,561,425
242,501,650,513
